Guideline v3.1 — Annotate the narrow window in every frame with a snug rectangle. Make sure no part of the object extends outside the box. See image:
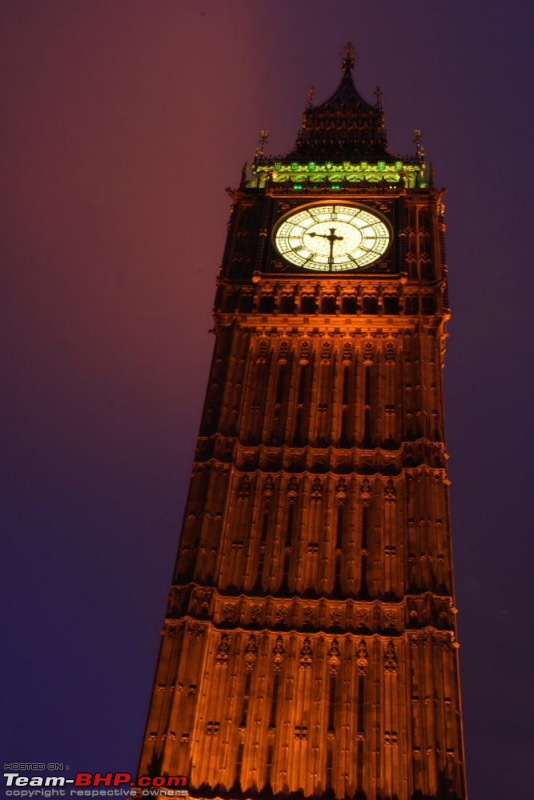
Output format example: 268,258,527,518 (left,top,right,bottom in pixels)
235,741,244,783
364,408,372,447
280,295,295,313
361,505,369,549
357,674,366,732
328,674,337,732
360,552,368,596
240,671,252,727
364,365,371,405
336,505,344,549
383,295,399,314
326,743,334,788
301,295,316,314
342,296,357,314
261,507,270,543
269,672,280,728
285,503,295,546
276,362,288,404
282,552,291,587
259,294,275,313
357,740,364,788
298,364,308,404
335,553,342,591
257,548,265,585
265,743,274,785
